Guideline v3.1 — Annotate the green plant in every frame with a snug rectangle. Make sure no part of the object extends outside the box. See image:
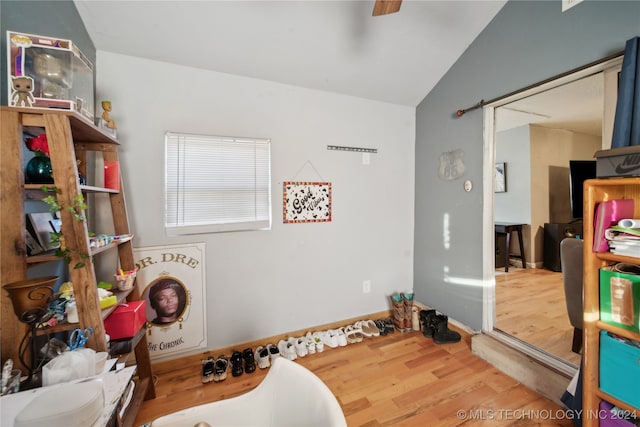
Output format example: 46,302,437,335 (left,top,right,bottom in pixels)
41,186,91,269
